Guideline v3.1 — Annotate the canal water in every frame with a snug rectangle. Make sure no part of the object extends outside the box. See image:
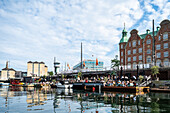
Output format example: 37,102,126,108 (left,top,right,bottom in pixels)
0,86,170,113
